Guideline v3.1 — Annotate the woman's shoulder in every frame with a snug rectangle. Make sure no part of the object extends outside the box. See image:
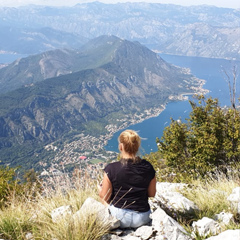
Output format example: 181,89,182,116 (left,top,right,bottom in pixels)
140,158,153,166
105,161,121,170
107,161,121,166
139,159,155,170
